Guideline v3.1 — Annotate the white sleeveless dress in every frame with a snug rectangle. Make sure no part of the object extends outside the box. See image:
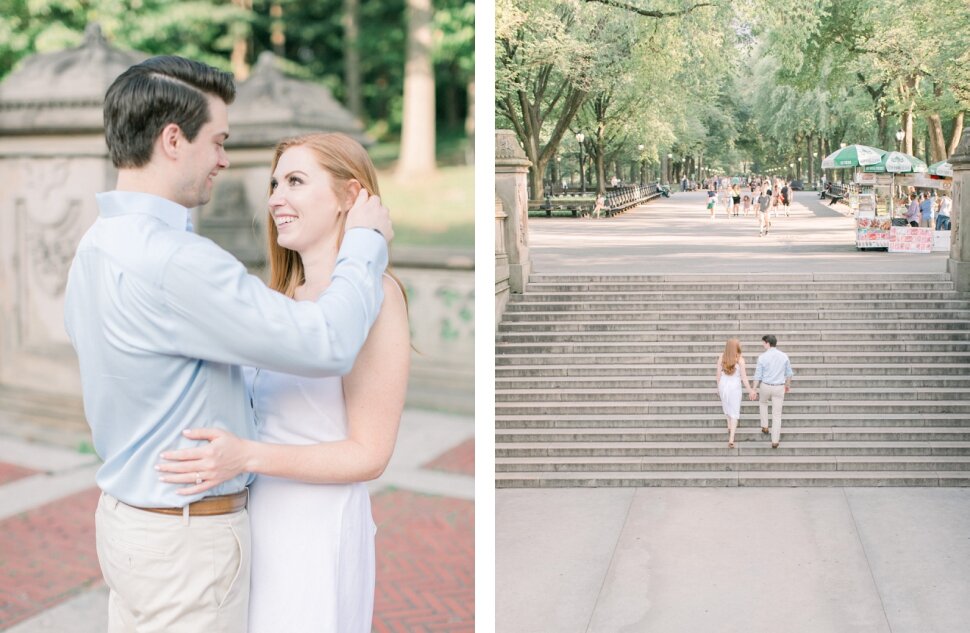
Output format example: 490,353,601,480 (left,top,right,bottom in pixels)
245,367,376,633
717,360,743,419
